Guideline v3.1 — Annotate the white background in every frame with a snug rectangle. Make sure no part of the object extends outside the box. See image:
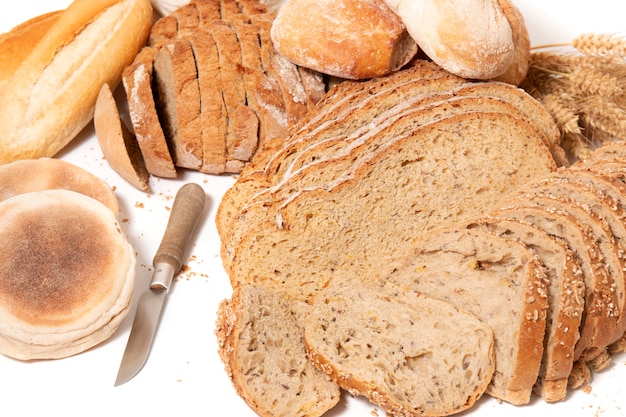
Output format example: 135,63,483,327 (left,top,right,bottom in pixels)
1,1,626,416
